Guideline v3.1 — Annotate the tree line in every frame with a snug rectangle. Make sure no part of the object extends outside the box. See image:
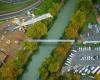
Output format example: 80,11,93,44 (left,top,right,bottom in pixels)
39,0,94,80
0,0,64,80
